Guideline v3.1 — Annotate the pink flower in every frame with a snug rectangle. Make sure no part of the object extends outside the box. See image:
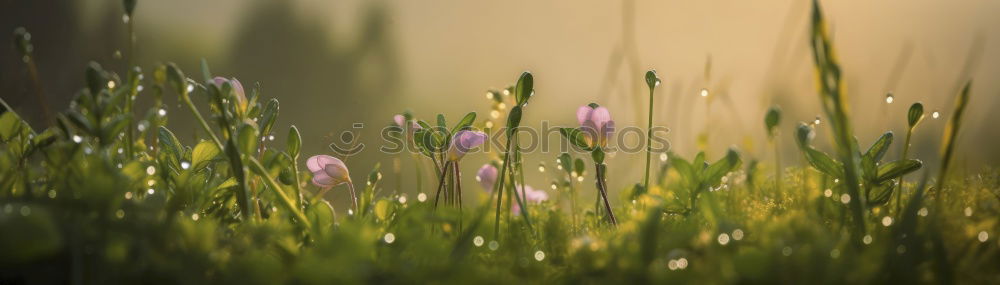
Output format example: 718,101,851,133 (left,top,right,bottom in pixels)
476,164,498,191
576,105,615,148
447,130,487,161
512,185,548,215
306,155,351,188
393,114,420,130
212,77,247,113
